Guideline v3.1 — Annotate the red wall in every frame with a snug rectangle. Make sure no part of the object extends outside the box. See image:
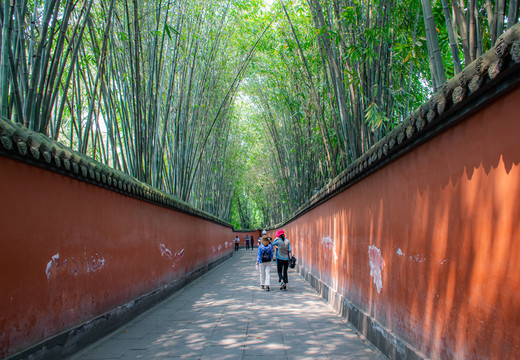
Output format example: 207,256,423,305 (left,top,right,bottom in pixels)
0,159,234,358
281,86,520,359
